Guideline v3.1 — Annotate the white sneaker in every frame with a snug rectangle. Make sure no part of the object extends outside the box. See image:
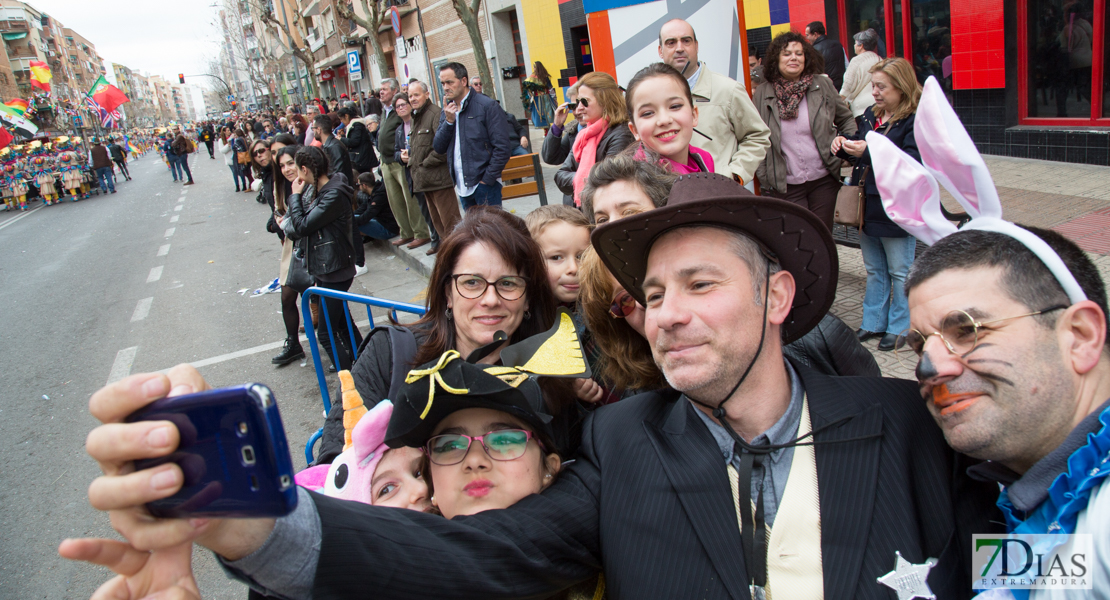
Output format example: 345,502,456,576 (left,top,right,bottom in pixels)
354,264,368,278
